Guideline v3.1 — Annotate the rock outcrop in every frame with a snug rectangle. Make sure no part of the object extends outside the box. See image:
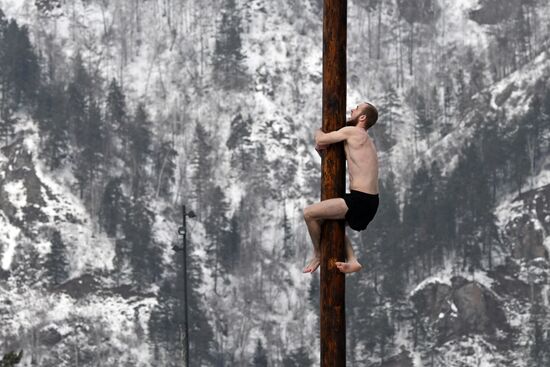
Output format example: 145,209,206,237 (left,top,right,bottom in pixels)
503,184,550,261
411,276,510,346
